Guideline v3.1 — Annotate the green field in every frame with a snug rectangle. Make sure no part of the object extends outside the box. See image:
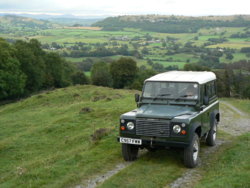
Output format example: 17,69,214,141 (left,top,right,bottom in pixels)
1,25,250,68
1,86,250,187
